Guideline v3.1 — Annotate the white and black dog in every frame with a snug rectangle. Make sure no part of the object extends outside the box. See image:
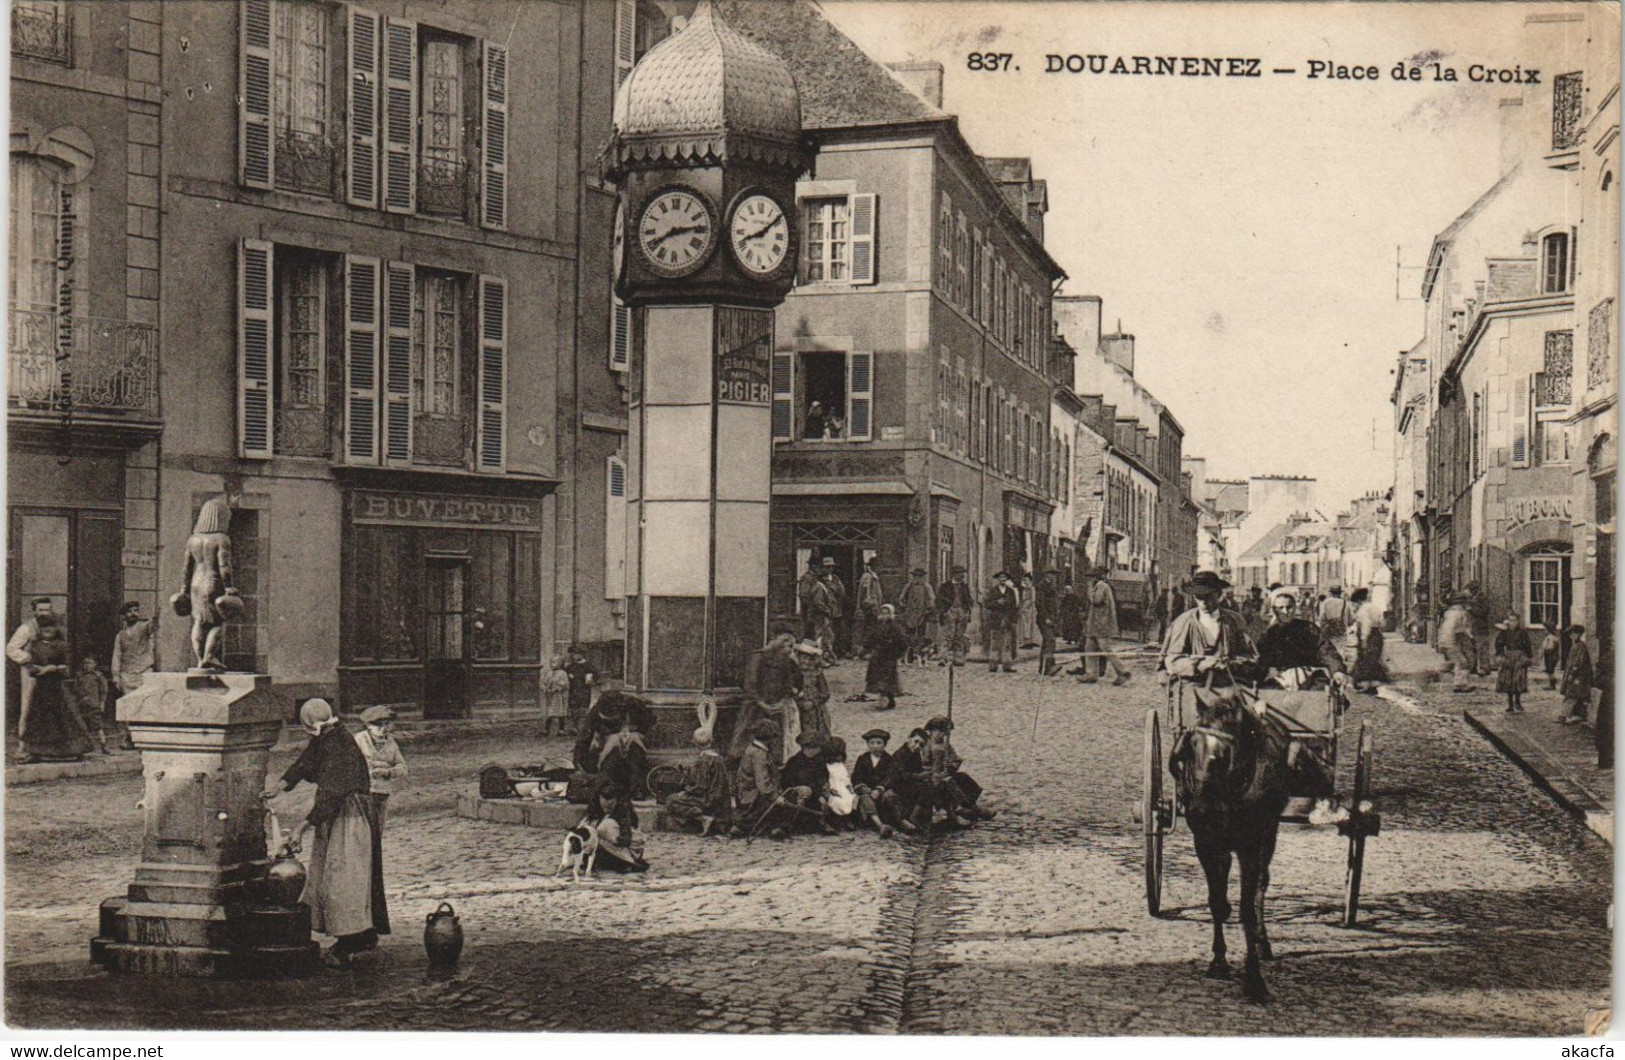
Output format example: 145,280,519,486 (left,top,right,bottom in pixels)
558,822,599,882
